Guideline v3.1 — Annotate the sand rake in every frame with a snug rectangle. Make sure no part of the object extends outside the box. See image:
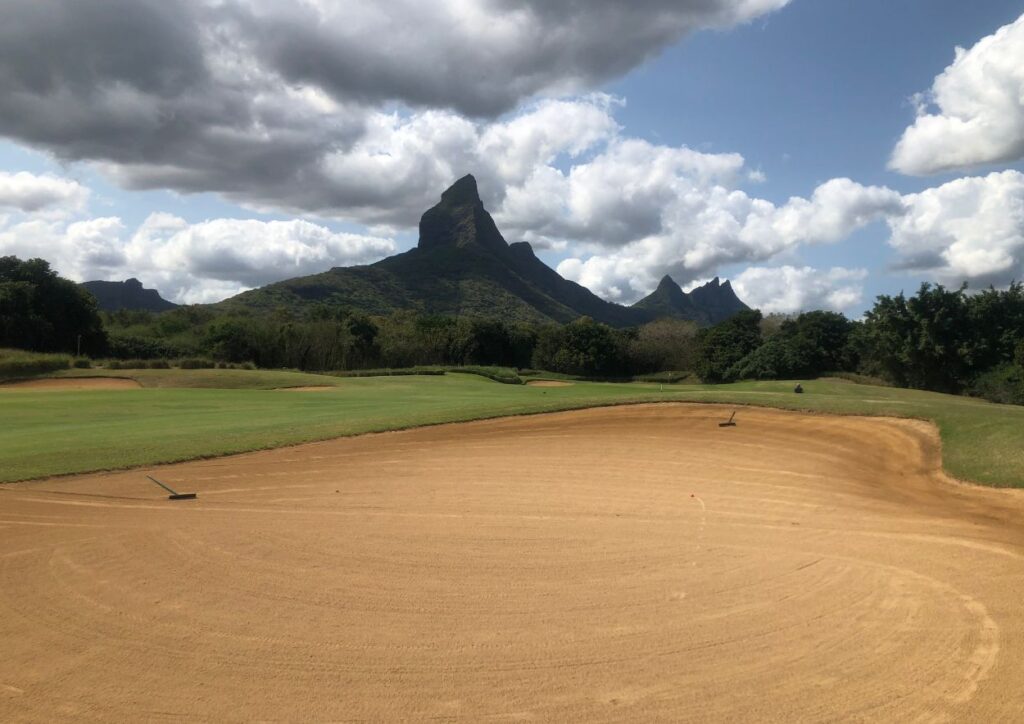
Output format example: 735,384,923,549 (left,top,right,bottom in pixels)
146,475,197,501
718,411,737,428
